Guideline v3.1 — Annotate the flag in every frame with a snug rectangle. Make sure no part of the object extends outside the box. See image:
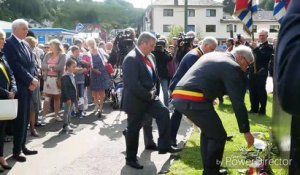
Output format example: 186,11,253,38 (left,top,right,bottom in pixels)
234,0,258,34
273,0,290,23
